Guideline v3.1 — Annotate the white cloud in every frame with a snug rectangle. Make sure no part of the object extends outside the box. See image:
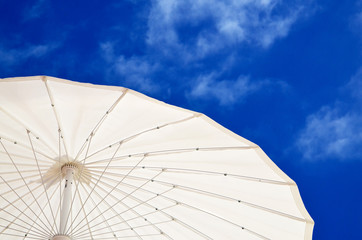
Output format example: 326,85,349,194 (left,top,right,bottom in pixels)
187,72,286,105
100,42,160,93
147,0,306,60
23,0,47,21
297,69,362,160
99,0,308,100
114,55,159,93
0,43,59,66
